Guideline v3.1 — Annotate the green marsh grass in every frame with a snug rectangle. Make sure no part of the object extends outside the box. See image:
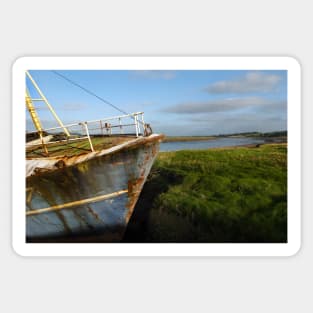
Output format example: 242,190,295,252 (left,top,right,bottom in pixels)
125,143,287,243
